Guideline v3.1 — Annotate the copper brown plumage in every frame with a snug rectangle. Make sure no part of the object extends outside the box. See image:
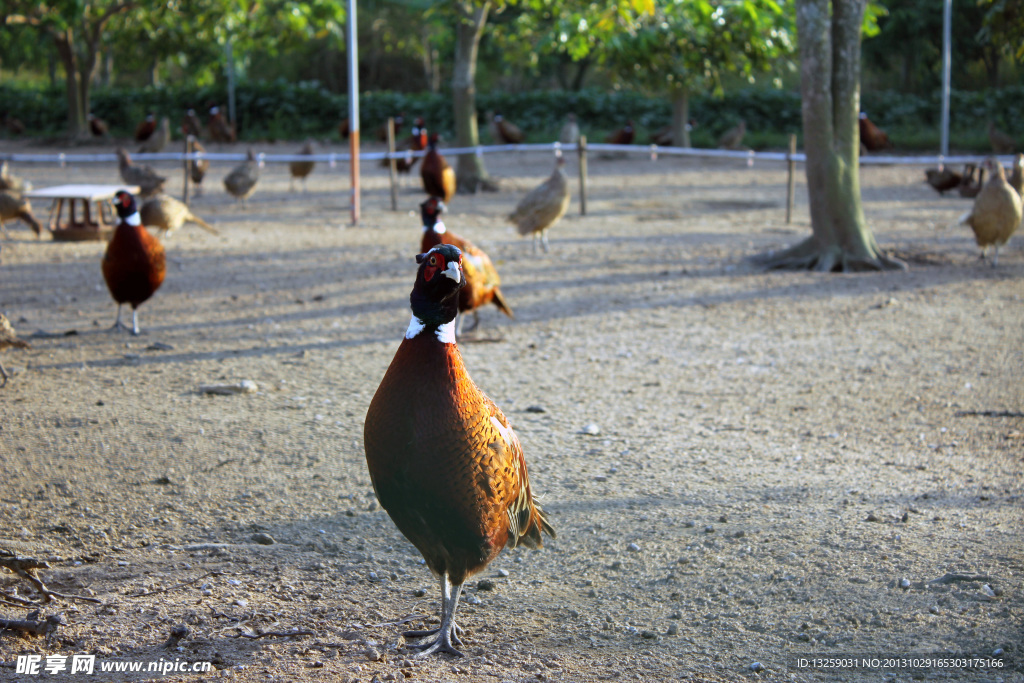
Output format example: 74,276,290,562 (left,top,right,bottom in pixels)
488,111,523,144
208,106,236,143
0,313,30,387
605,120,634,146
421,133,456,202
364,243,553,658
959,157,1023,266
384,119,428,176
138,117,171,153
289,139,316,191
189,140,210,193
925,166,963,196
182,109,203,139
420,197,513,334
88,114,108,138
102,191,166,335
858,113,892,152
135,114,157,142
